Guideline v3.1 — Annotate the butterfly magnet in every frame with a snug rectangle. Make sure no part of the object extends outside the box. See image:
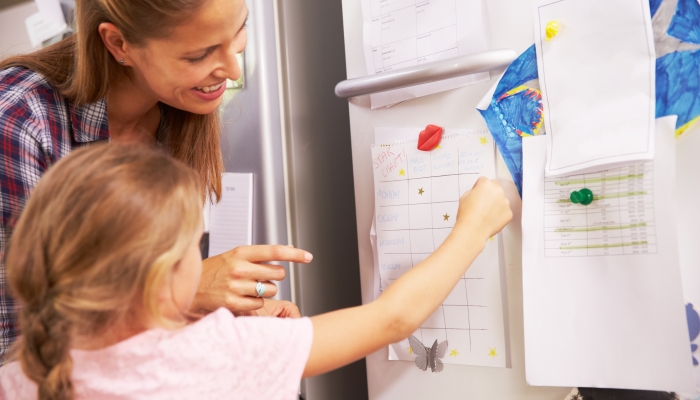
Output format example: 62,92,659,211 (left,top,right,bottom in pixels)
407,335,448,373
